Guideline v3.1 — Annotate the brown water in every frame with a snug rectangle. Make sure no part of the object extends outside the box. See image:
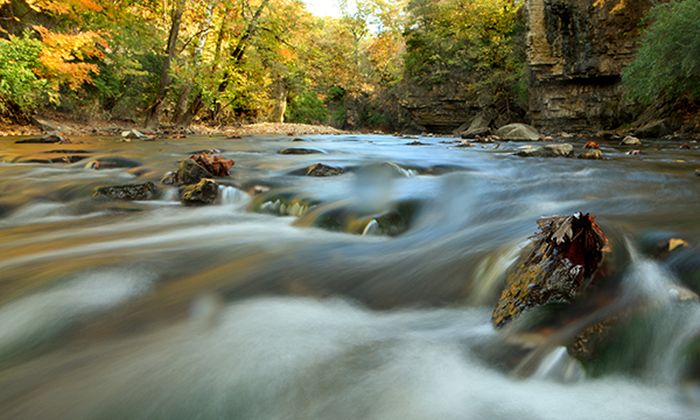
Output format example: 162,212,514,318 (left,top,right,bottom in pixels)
0,134,698,419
